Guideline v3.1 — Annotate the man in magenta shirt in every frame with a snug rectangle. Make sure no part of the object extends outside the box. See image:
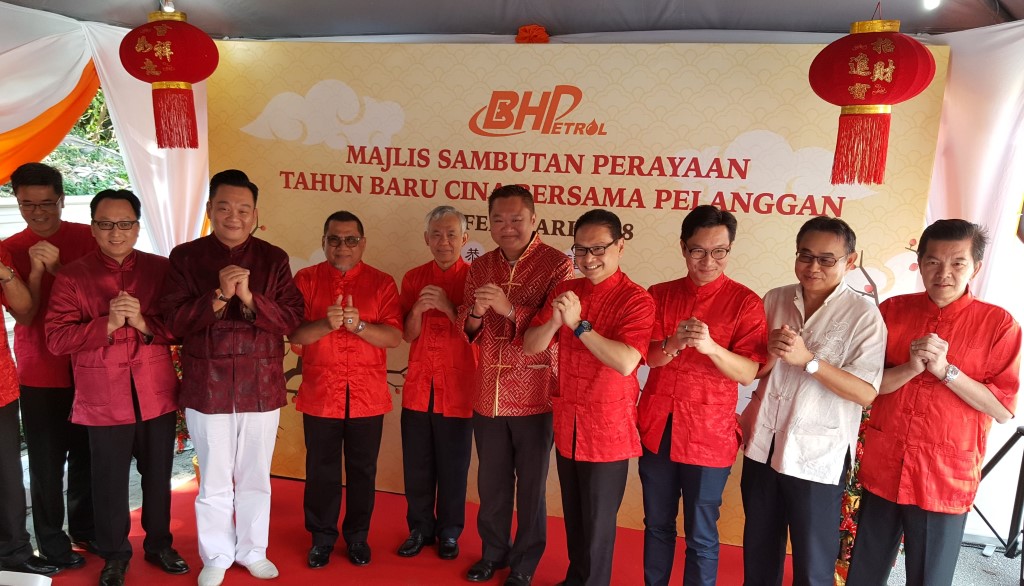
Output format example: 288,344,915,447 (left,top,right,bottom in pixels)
4,163,97,570
46,190,189,586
